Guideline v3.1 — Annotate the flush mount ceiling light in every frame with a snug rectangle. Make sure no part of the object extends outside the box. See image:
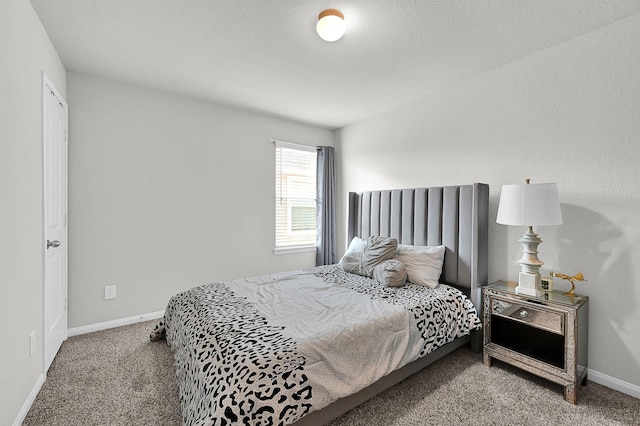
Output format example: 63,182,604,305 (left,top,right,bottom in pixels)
316,9,345,42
